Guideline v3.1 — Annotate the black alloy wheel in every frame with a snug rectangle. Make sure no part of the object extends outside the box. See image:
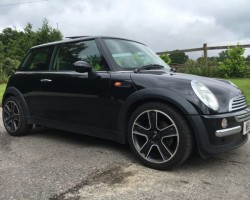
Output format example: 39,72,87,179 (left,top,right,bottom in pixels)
3,96,32,136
